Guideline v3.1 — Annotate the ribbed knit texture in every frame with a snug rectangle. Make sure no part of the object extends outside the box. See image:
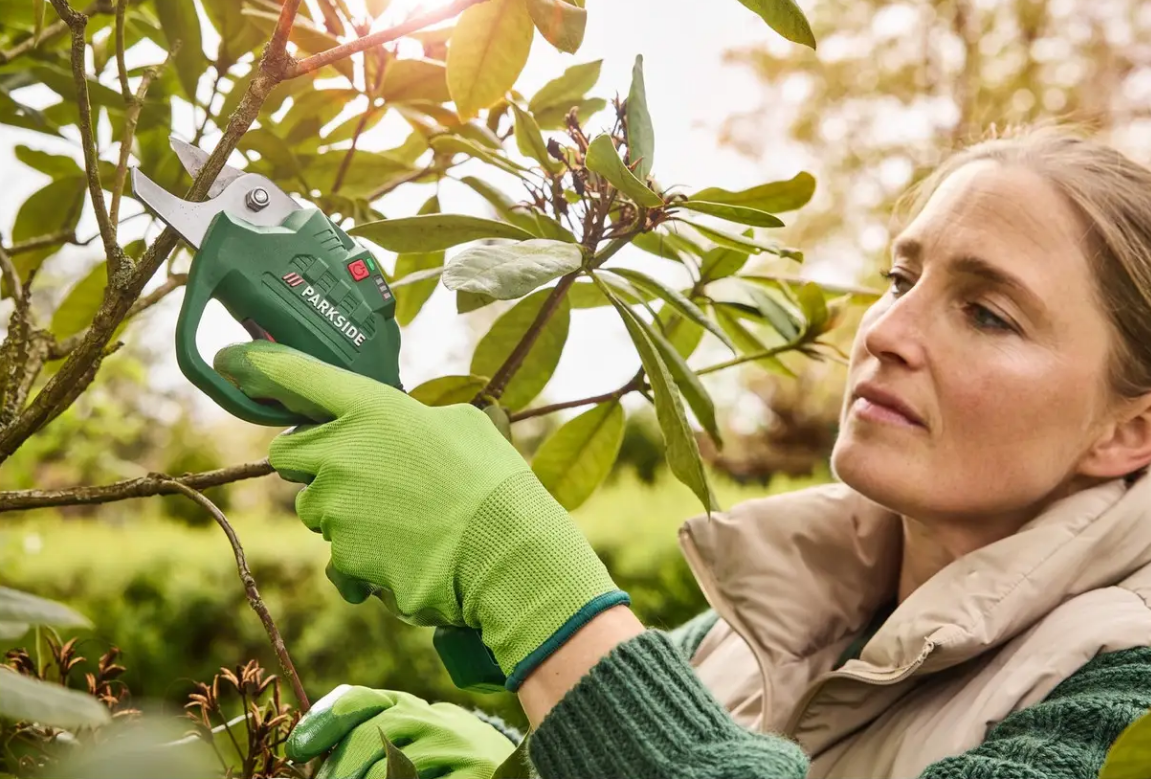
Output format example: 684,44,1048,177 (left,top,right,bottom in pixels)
529,629,1151,779
529,630,810,779
666,608,720,658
